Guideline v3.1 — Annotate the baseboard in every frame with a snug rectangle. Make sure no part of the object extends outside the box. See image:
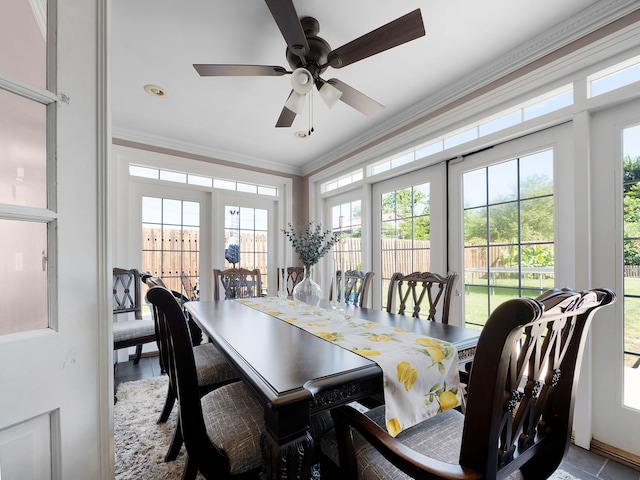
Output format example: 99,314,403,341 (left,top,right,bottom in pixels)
127,351,158,361
590,438,640,471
